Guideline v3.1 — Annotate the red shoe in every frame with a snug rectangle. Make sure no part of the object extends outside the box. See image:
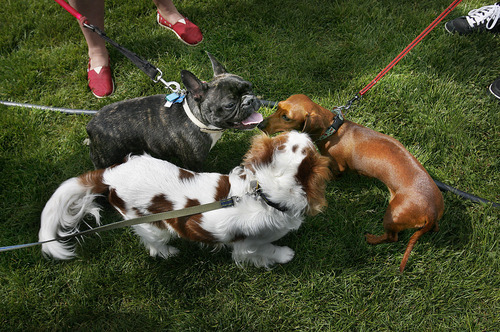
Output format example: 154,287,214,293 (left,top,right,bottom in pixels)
87,60,114,98
157,11,203,46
